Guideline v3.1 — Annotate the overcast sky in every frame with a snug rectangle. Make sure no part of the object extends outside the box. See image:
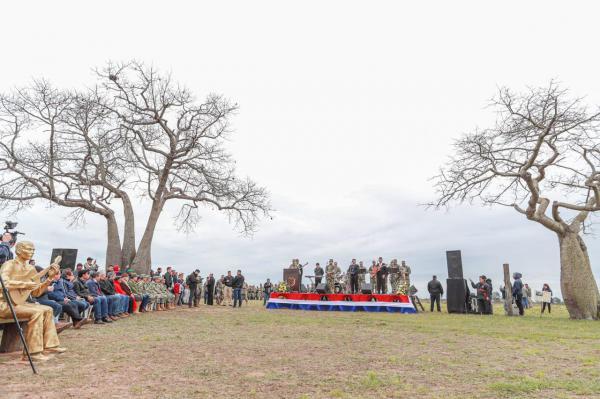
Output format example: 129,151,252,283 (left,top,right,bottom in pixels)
1,1,599,297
